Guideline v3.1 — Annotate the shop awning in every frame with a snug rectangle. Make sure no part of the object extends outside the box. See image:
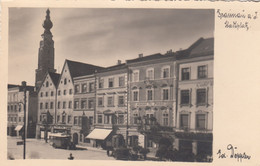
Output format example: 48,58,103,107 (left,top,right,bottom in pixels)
86,129,112,140
15,125,23,131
